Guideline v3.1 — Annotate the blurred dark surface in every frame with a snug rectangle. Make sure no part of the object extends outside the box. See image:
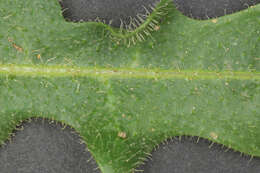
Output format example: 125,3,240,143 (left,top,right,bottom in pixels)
136,136,260,173
59,0,160,27
173,0,260,19
59,0,260,28
0,118,101,173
